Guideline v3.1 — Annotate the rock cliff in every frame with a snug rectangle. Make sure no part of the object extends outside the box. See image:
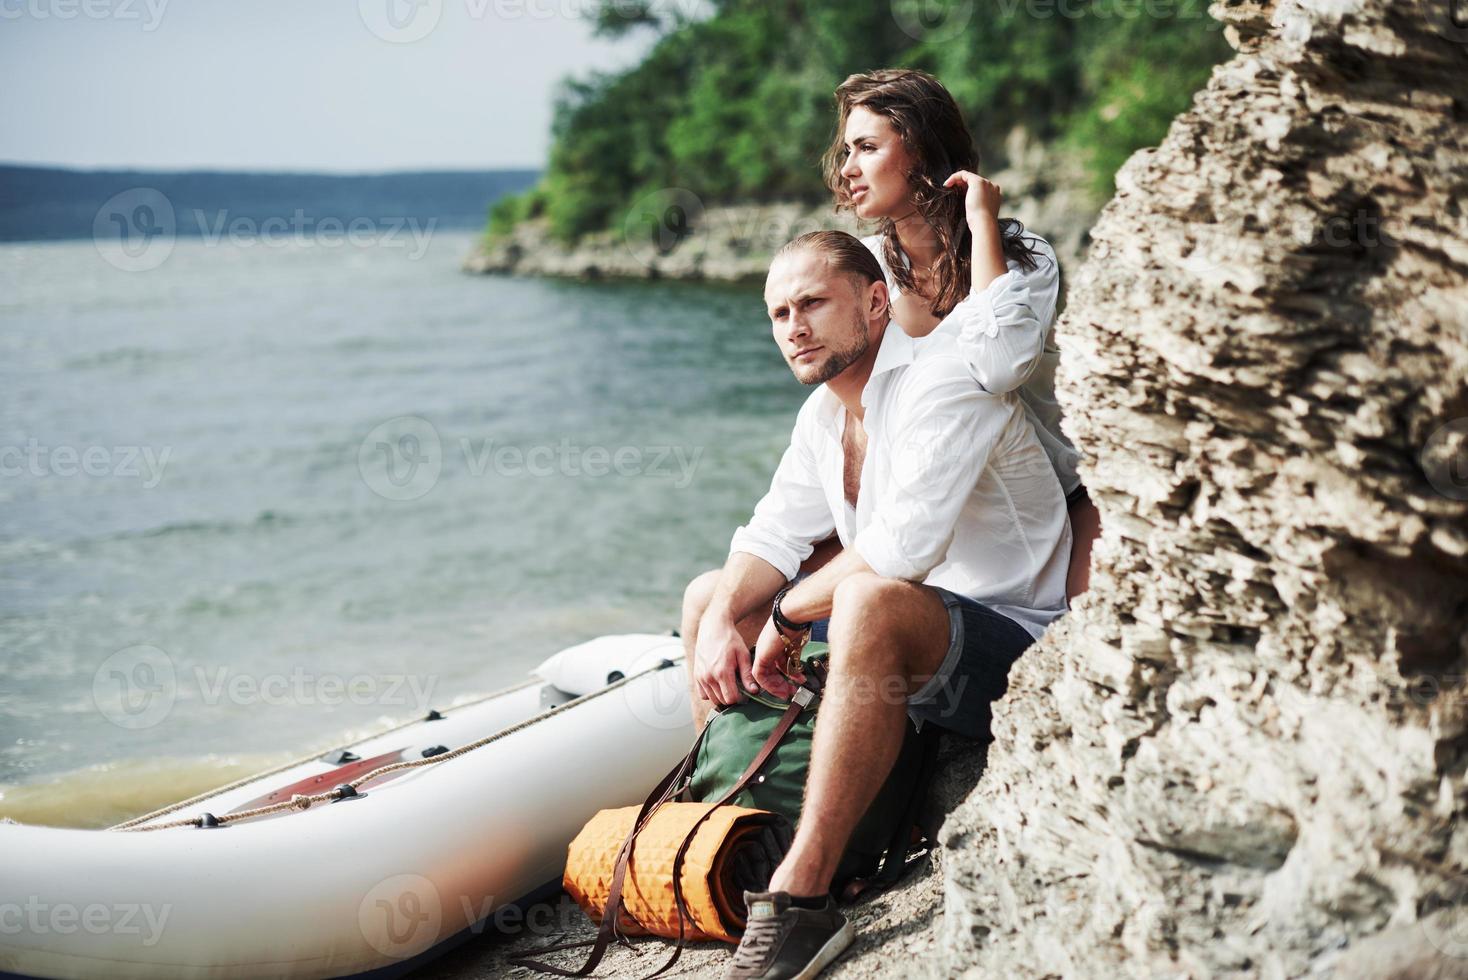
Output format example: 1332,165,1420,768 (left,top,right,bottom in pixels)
939,1,1468,976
